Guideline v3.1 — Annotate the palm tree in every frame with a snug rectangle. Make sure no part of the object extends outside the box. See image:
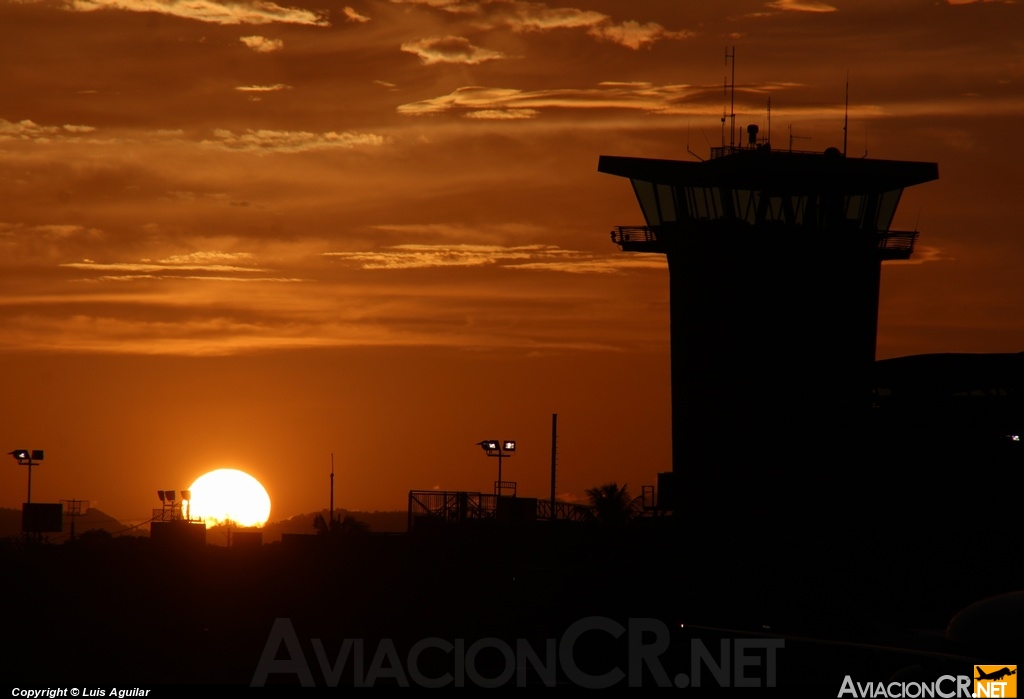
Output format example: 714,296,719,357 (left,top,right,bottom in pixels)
585,482,642,526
